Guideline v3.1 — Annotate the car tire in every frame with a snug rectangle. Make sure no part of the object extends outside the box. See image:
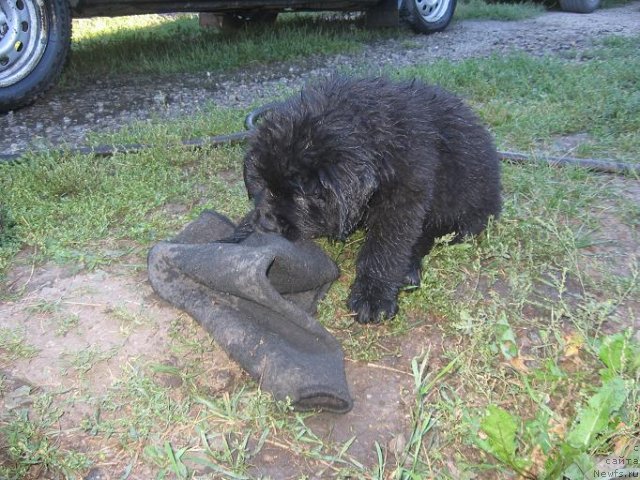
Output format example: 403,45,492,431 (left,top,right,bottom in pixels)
0,0,71,112
558,0,600,13
402,0,457,34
